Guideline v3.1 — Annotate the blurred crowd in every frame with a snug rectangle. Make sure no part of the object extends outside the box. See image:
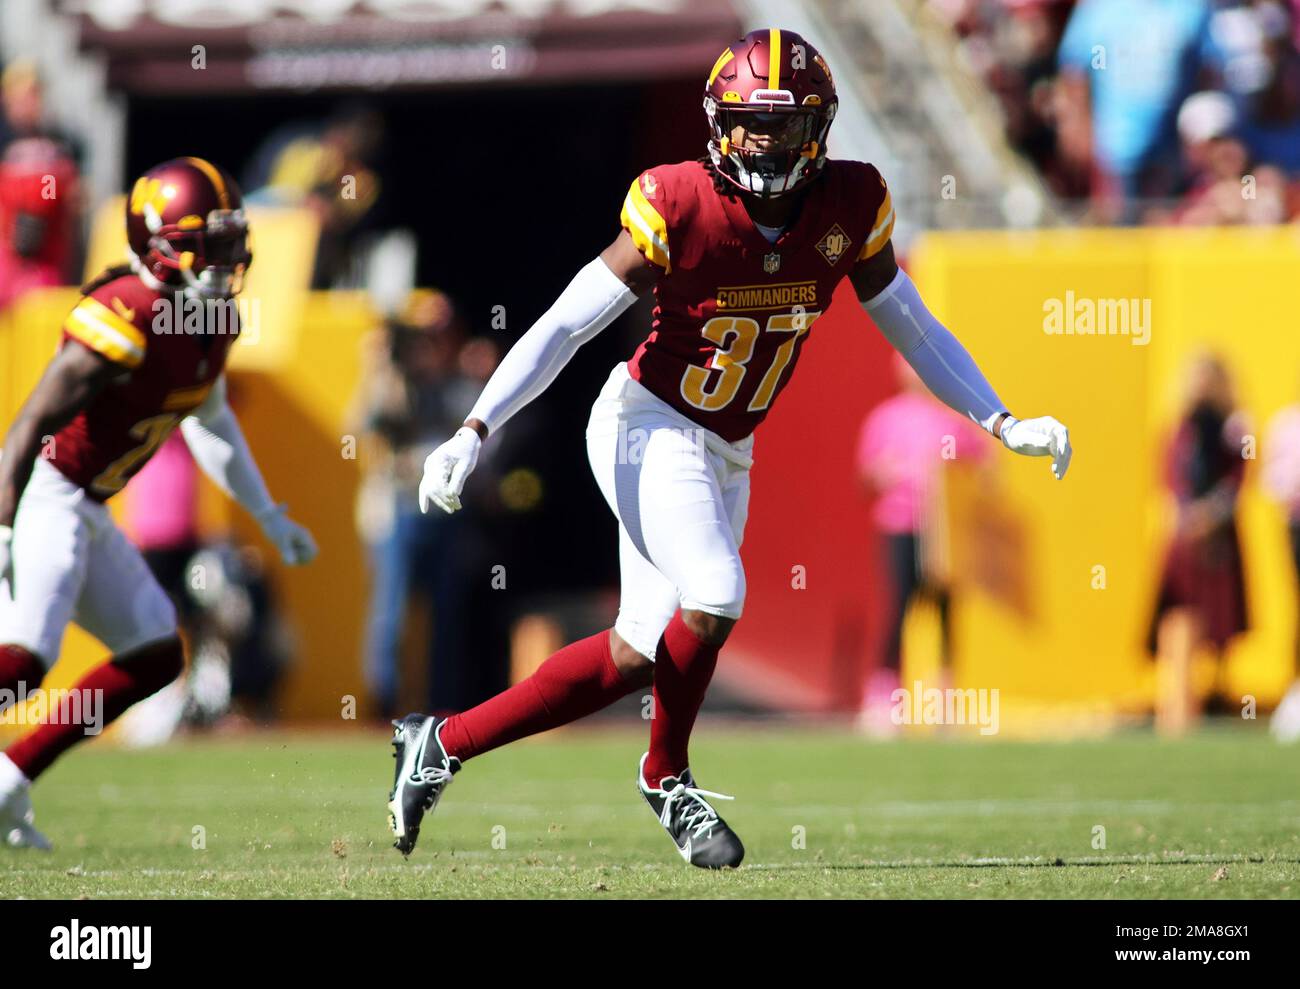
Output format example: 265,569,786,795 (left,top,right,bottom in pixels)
0,59,83,311
931,0,1300,224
